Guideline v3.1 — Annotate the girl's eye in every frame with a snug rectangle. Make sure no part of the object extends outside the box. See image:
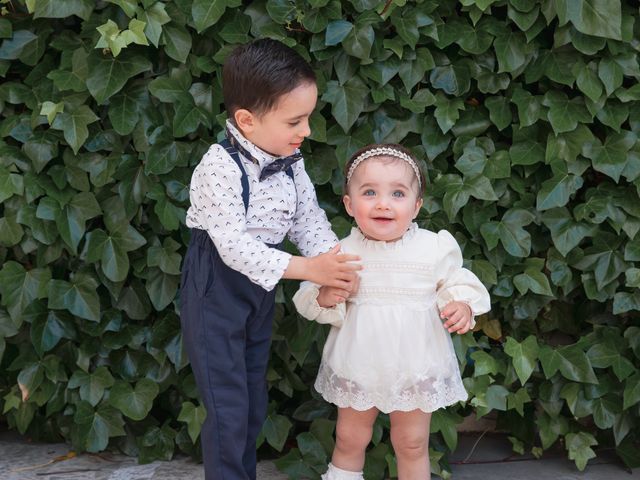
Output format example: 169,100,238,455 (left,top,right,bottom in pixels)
363,189,375,196
392,190,405,197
